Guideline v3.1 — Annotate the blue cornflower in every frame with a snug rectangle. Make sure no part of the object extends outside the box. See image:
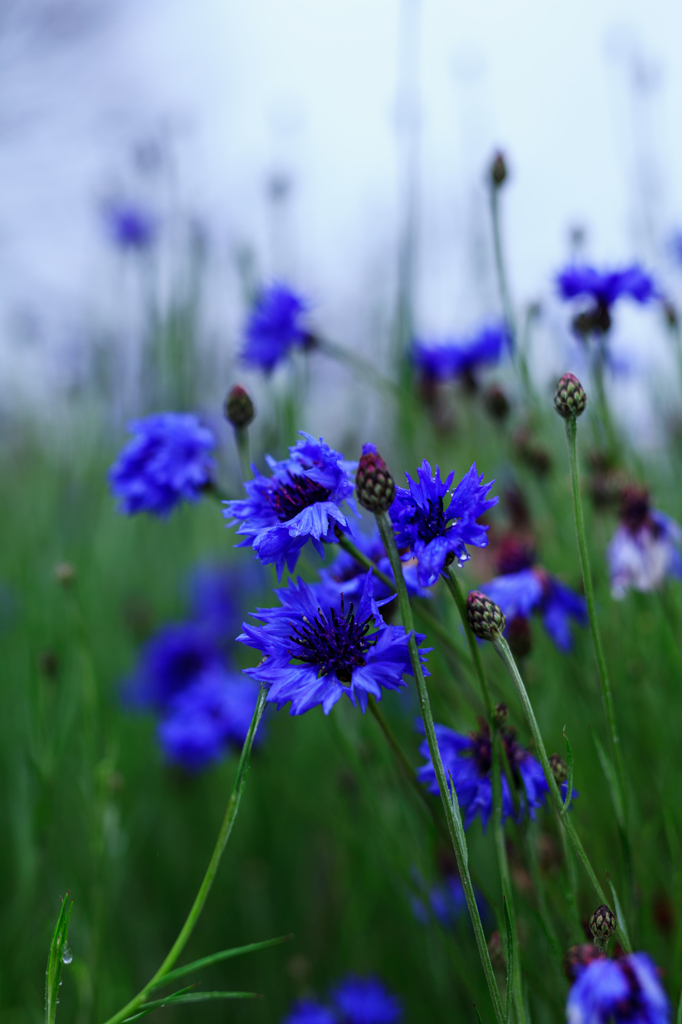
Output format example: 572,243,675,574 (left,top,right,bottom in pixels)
158,670,261,771
109,412,216,517
389,461,497,586
125,622,222,710
103,201,158,250
417,721,552,829
224,432,356,579
410,868,472,929
557,264,657,308
332,976,403,1024
608,485,682,599
282,1000,337,1024
481,537,587,652
413,323,508,384
319,526,428,604
239,573,426,715
188,561,264,645
567,953,670,1024
242,282,310,372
